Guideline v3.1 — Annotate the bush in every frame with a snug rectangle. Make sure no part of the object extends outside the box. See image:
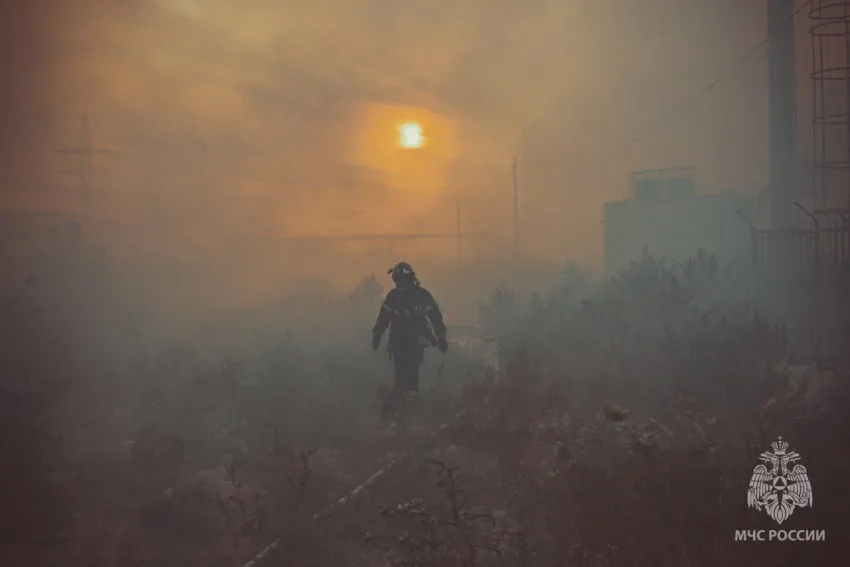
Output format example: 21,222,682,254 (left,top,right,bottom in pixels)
8,247,849,566
370,251,848,565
